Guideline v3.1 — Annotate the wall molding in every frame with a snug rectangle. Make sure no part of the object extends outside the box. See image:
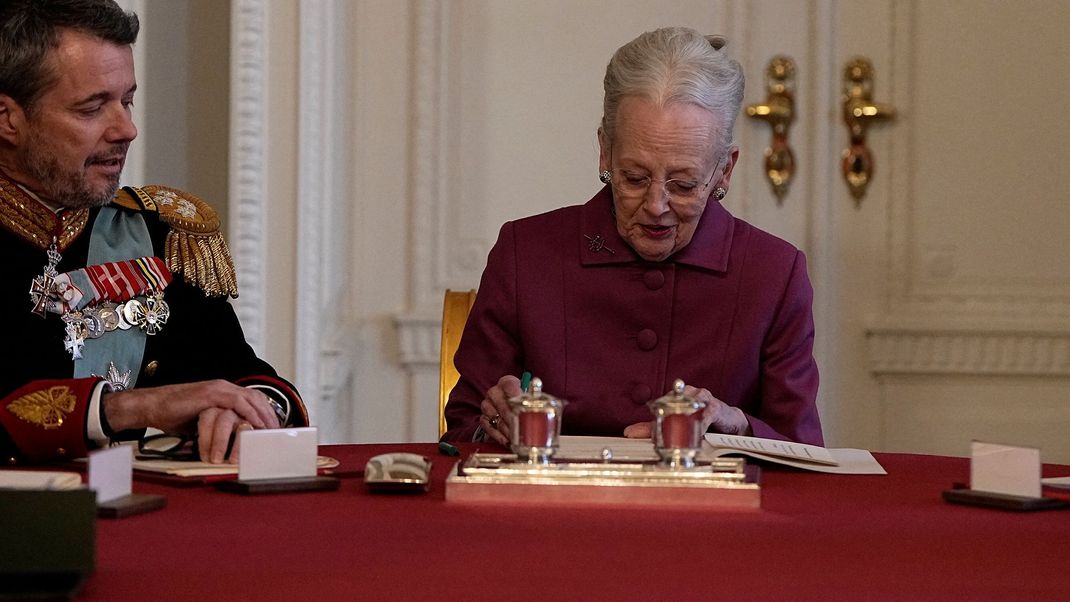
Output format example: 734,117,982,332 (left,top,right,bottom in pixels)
229,0,355,428
228,0,269,354
395,0,448,376
409,0,447,313
886,0,1070,320
294,0,330,422
868,321,1070,376
294,0,357,428
864,1,1070,377
396,313,441,369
